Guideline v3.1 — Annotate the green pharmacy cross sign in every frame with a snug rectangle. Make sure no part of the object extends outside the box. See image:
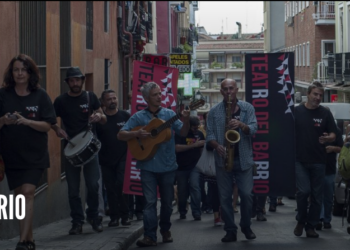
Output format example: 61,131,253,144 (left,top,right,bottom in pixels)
177,73,200,96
